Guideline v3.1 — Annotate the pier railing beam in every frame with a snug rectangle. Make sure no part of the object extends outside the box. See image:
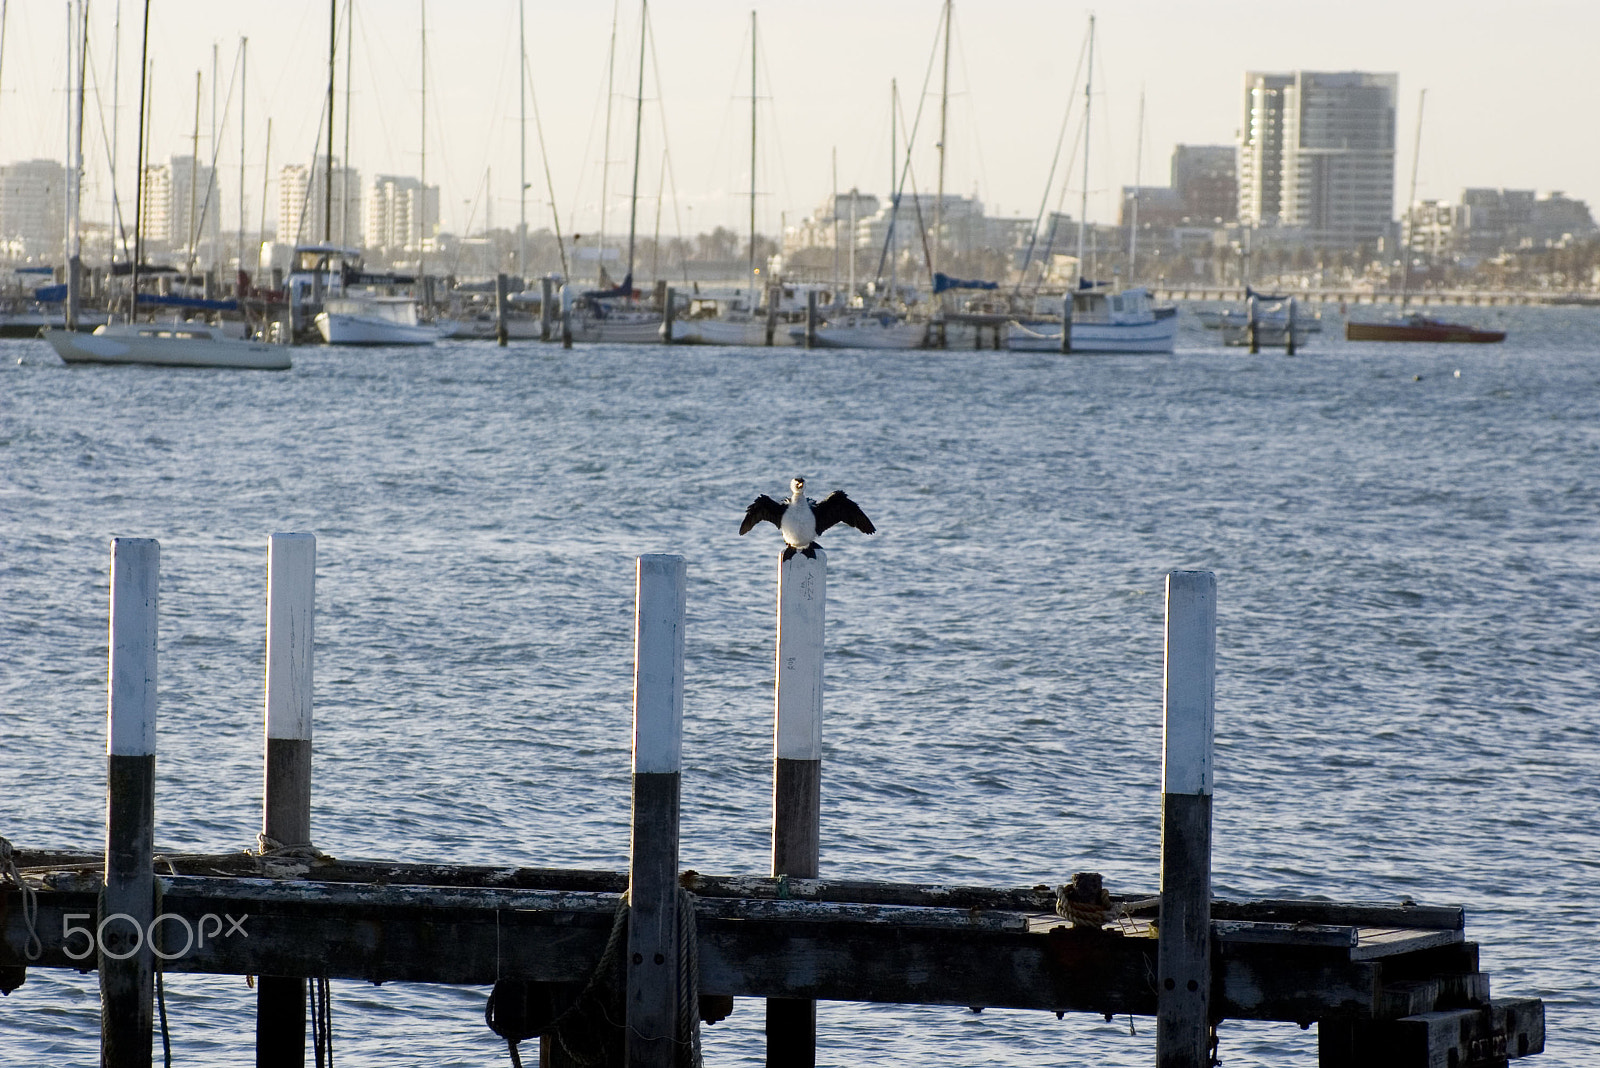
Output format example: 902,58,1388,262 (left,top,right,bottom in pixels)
768,549,825,1068
257,533,315,1068
1157,570,1216,1068
626,555,687,1068
102,538,160,1068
